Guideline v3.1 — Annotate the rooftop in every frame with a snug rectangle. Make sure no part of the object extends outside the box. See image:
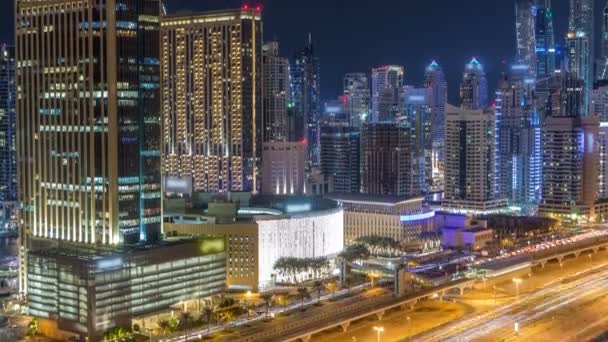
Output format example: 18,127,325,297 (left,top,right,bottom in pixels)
326,193,424,206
